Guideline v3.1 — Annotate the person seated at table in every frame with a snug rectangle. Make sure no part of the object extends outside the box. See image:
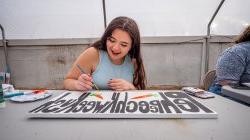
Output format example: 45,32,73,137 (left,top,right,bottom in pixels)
209,25,250,94
64,16,147,91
